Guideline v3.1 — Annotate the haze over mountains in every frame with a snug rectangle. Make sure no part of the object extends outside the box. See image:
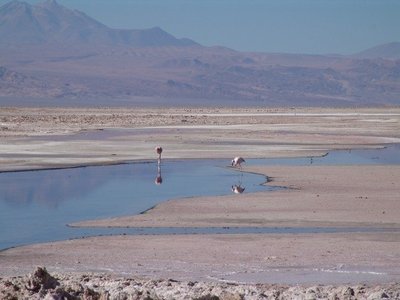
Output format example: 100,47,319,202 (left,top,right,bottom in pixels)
1,0,399,106
0,0,197,47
